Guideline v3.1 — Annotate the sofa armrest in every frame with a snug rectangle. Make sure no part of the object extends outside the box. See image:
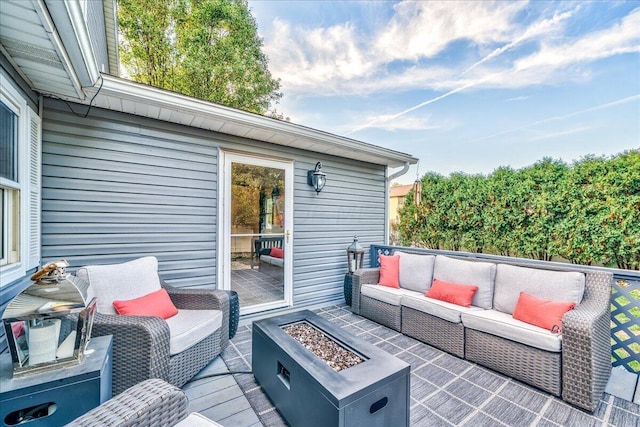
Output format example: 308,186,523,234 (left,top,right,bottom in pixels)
351,268,380,314
92,313,171,395
66,378,187,427
161,281,230,350
561,270,613,412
